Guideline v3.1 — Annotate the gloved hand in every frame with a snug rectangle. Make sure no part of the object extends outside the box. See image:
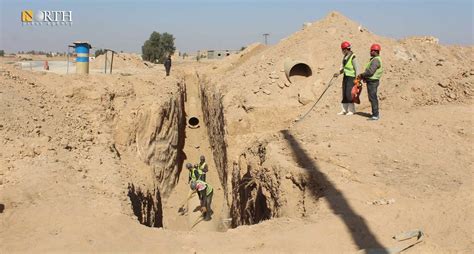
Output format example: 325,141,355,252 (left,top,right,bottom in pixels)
333,72,340,78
